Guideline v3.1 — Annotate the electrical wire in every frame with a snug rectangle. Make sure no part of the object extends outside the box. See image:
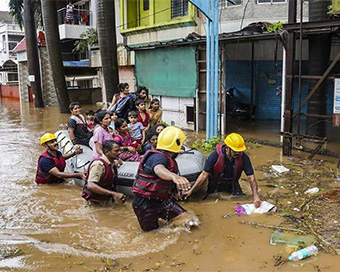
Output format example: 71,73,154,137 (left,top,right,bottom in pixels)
227,0,251,87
